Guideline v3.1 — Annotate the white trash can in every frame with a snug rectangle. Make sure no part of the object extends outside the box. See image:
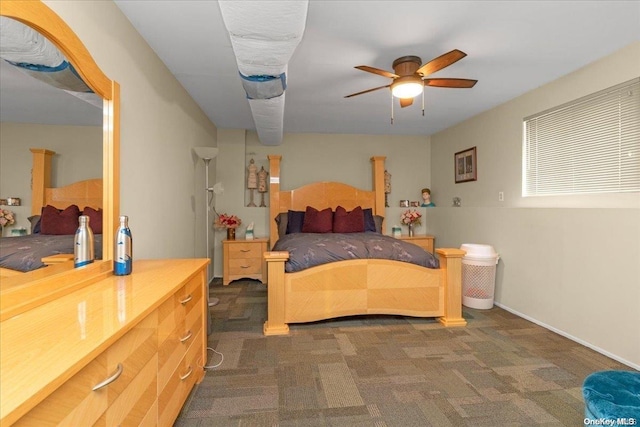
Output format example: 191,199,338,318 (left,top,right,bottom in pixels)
460,244,499,309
